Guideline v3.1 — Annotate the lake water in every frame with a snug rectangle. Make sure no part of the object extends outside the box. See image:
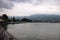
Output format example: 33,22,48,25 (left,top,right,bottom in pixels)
7,23,60,40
